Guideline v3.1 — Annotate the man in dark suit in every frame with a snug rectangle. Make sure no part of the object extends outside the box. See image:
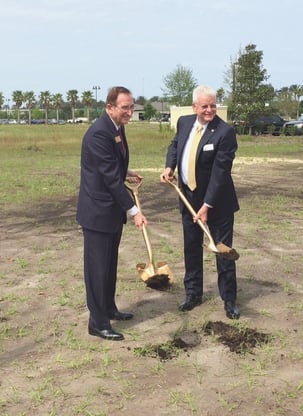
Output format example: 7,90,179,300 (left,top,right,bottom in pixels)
77,86,147,341
160,85,240,319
